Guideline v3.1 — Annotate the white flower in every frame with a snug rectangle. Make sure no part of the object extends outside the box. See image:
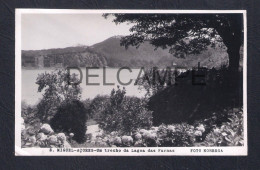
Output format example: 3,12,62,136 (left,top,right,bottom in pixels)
148,129,157,134
150,127,158,131
113,137,122,145
142,131,151,139
96,132,103,138
110,131,118,136
122,136,133,145
57,133,66,142
37,132,47,141
221,132,228,136
167,125,176,132
48,135,58,144
194,130,202,136
40,124,54,134
108,137,114,144
213,128,221,134
134,133,142,140
139,129,148,134
196,124,205,133
28,136,36,144
134,140,143,147
69,133,74,137
103,137,108,142
148,133,157,140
